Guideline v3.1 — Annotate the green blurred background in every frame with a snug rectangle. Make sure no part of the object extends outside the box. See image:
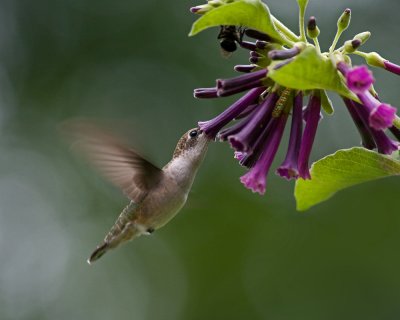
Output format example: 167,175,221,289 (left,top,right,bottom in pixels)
1,0,400,319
